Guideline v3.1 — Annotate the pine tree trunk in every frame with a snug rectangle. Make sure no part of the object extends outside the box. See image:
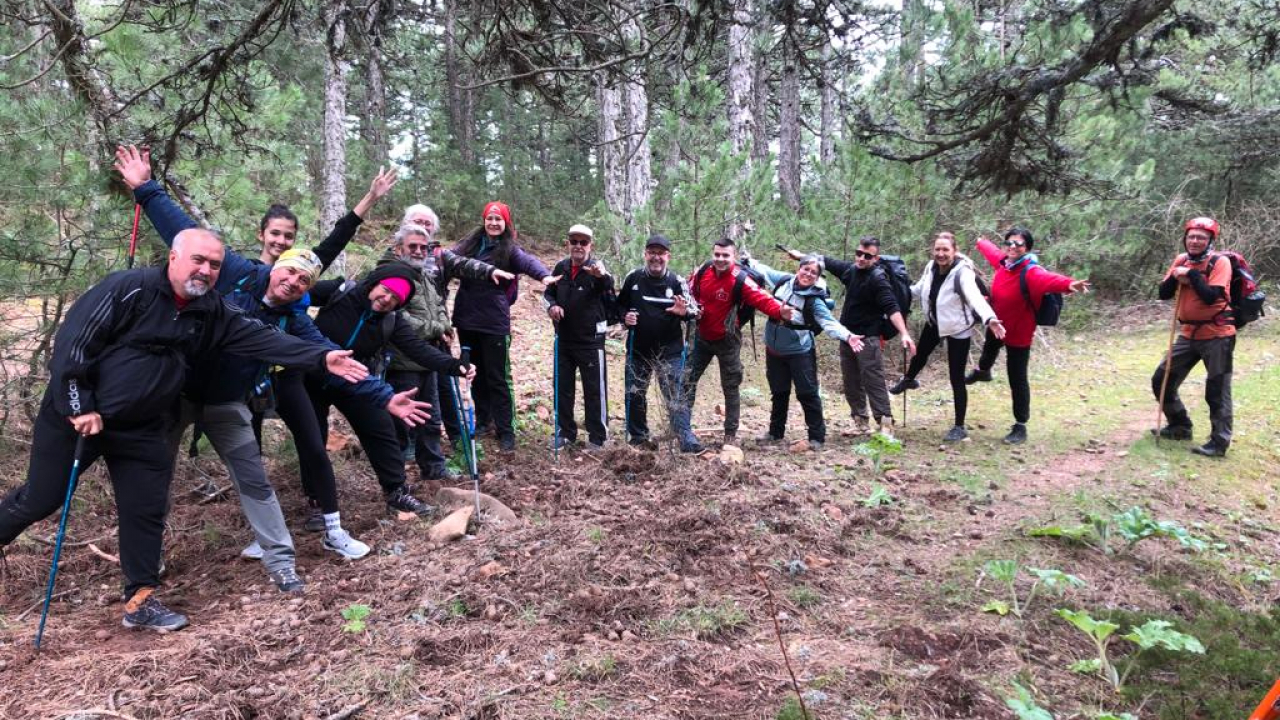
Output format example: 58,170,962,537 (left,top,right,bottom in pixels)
362,0,389,161
620,15,652,233
322,0,351,273
820,44,837,167
444,0,477,167
597,76,626,229
726,0,757,239
778,36,802,212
